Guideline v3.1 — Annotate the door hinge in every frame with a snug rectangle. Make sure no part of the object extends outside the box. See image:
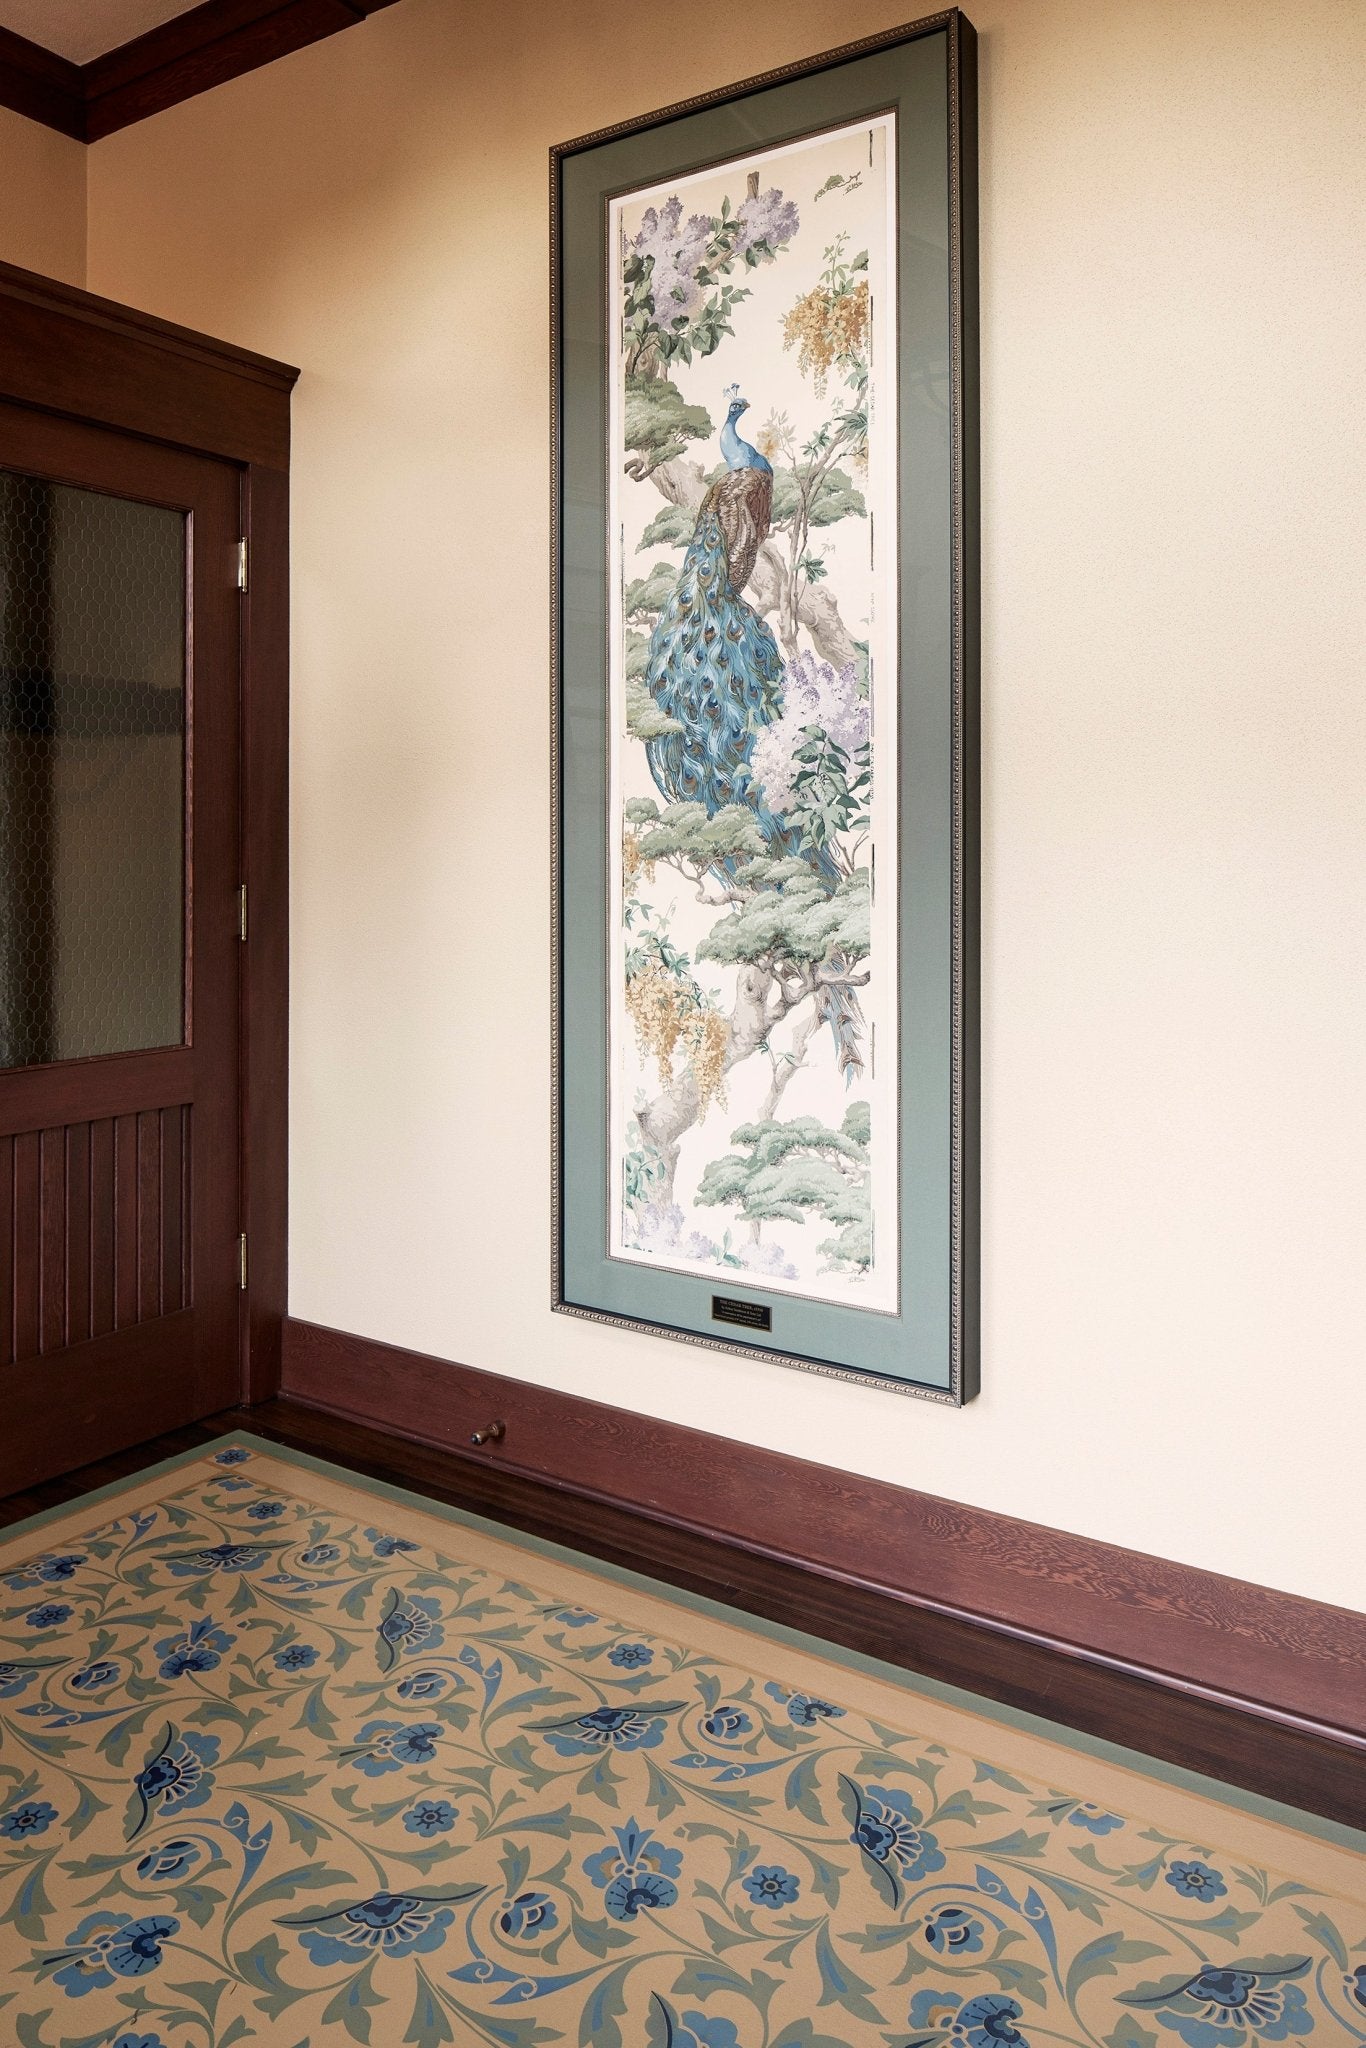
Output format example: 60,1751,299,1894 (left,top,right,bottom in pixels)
236,538,249,593
237,1233,248,1291
237,882,248,942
